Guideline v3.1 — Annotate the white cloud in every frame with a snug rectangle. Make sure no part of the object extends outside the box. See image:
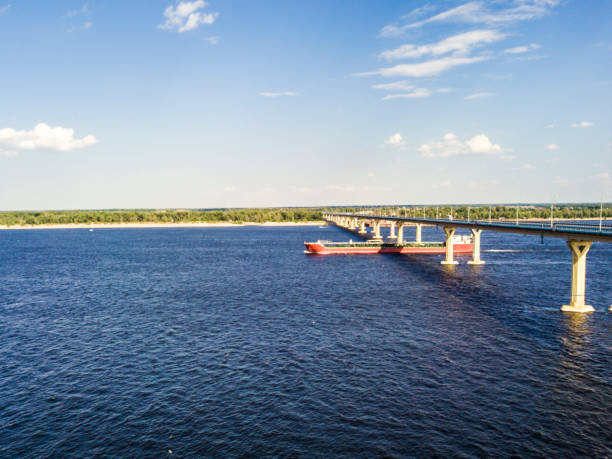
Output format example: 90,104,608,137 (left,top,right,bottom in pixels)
258,91,297,97
222,186,236,192
357,55,489,78
378,25,406,39
545,143,560,150
159,1,218,33
418,133,506,158
522,163,534,169
437,87,453,93
372,81,414,91
571,121,593,128
546,123,555,128
383,88,431,100
0,148,19,158
67,3,88,17
379,30,507,61
204,36,219,44
0,123,98,152
402,4,439,20
0,4,11,14
67,21,92,32
504,43,540,54
466,134,502,153
464,92,495,100
380,1,559,35
385,133,406,146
